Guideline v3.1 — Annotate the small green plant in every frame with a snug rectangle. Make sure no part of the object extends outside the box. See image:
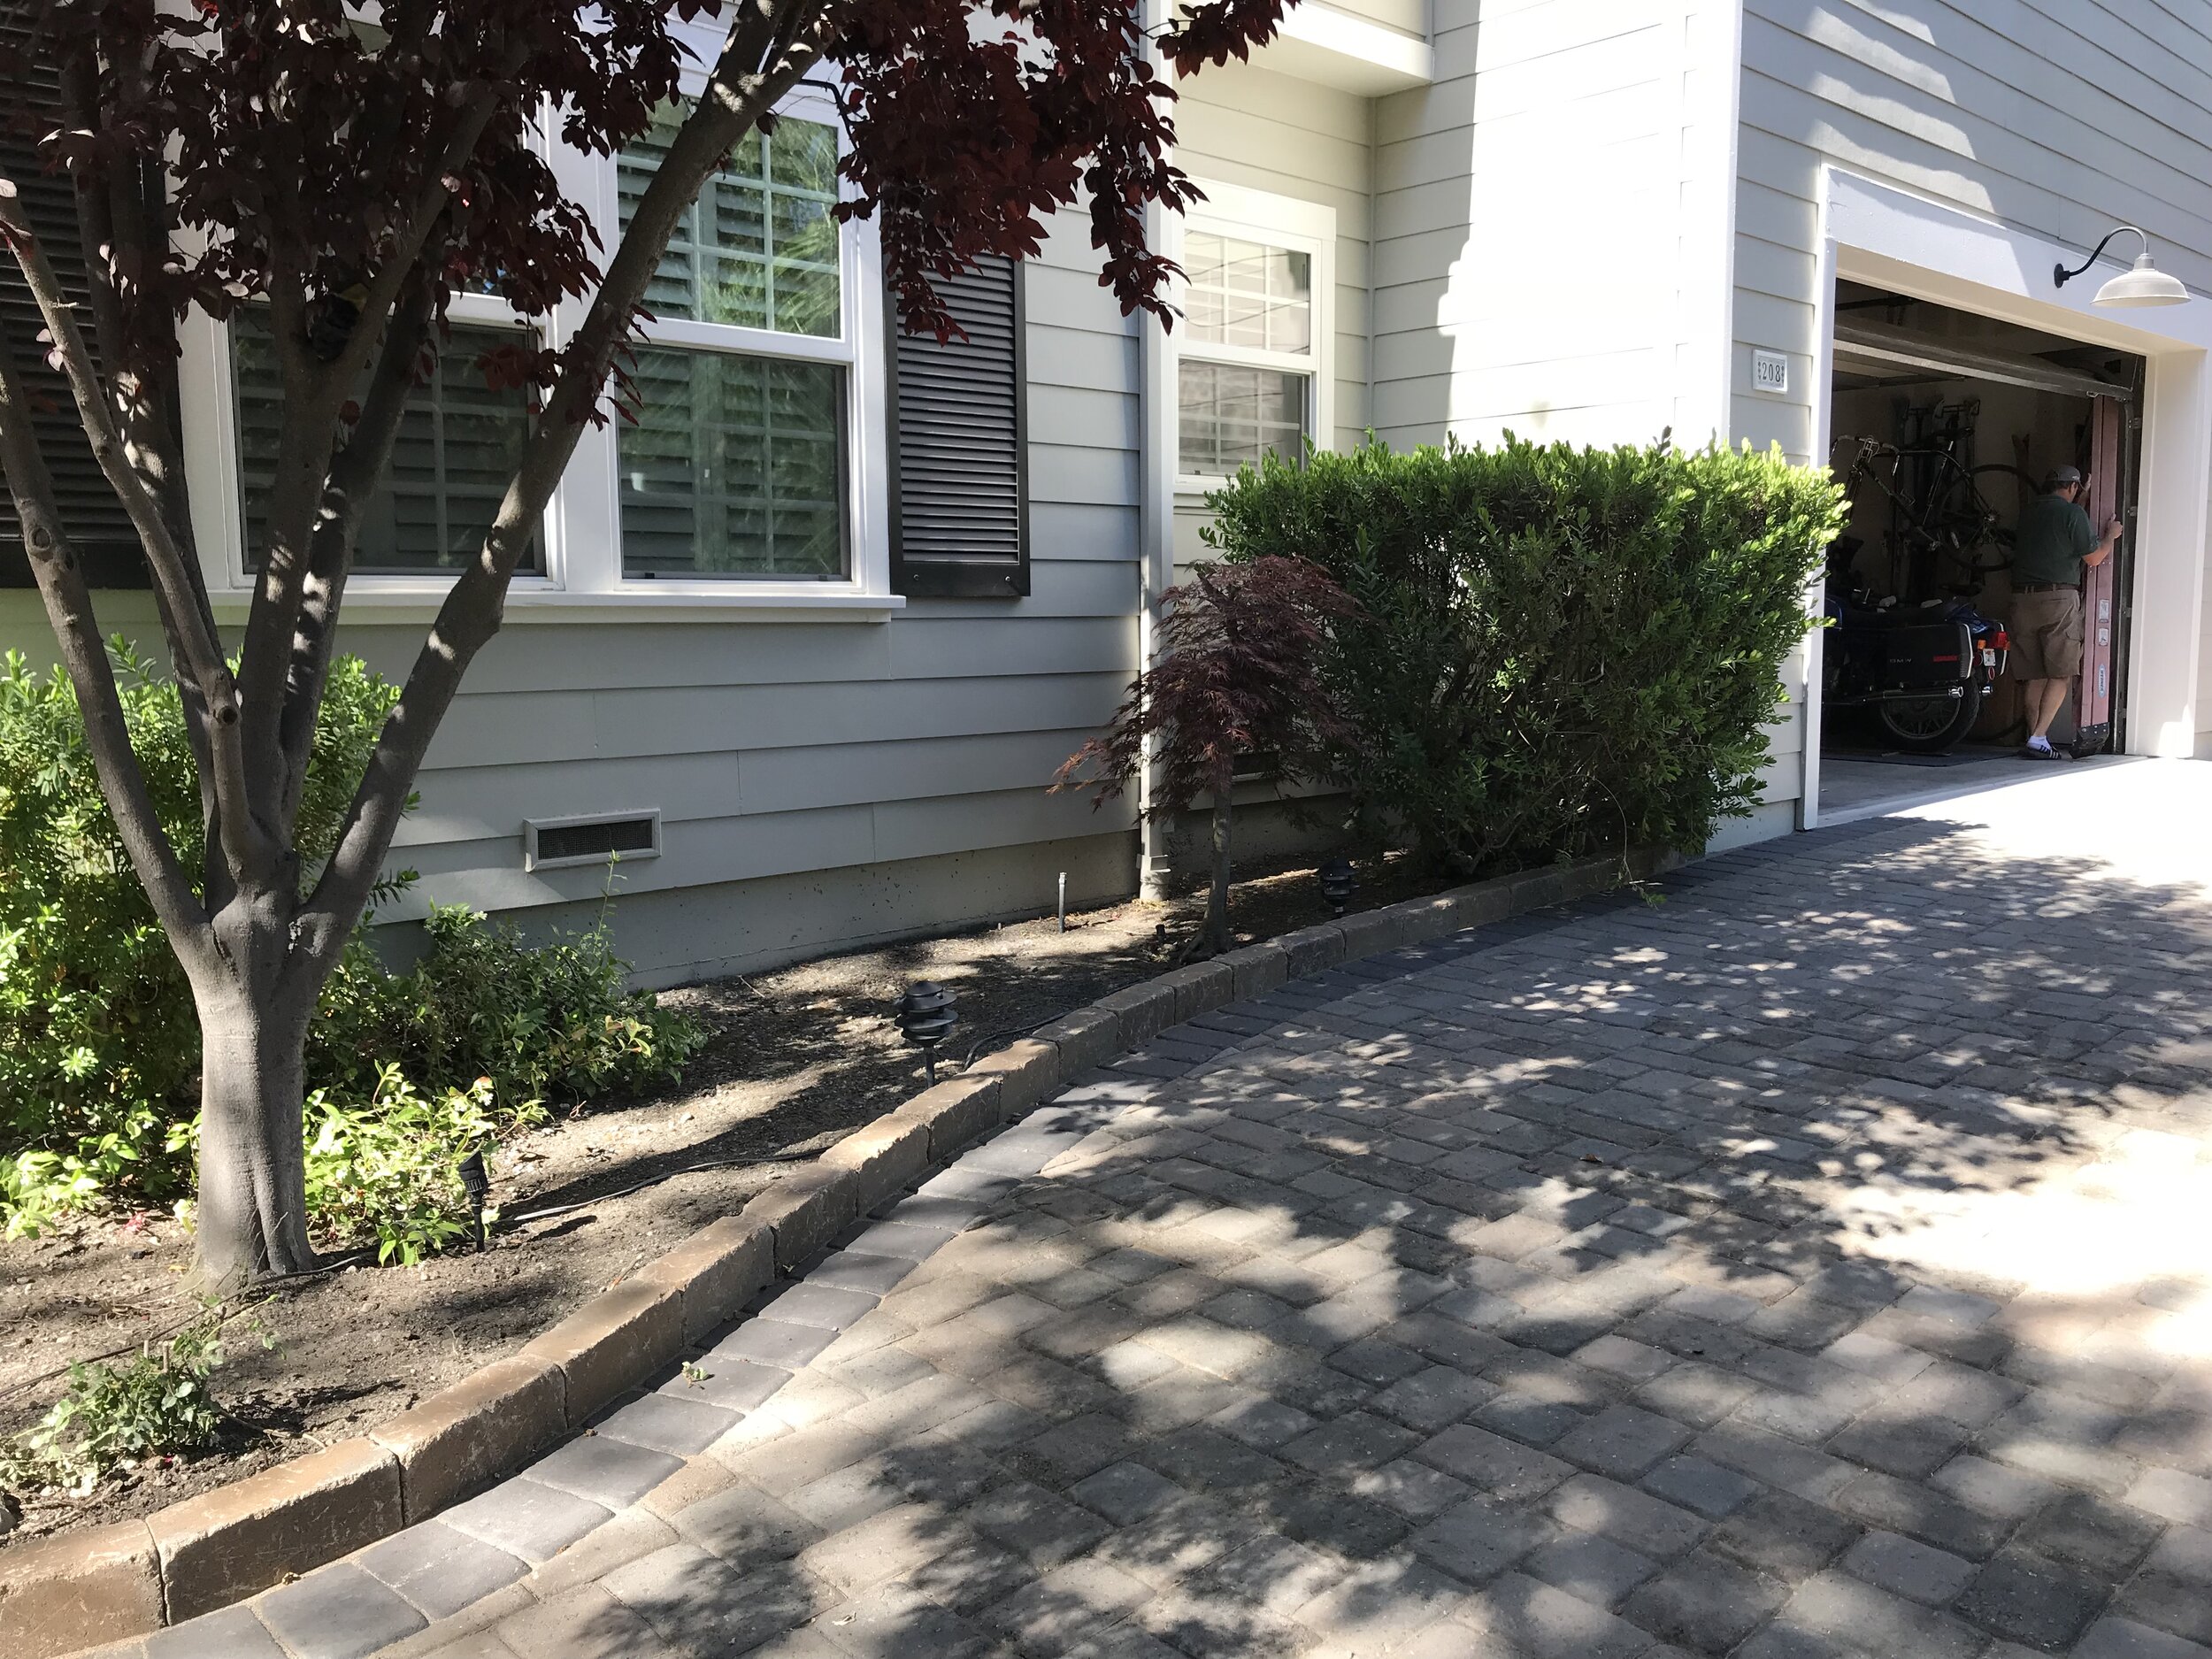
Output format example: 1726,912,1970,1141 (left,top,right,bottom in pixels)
300,1066,546,1265
0,1148,103,1241
311,902,705,1120
1,1302,270,1494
